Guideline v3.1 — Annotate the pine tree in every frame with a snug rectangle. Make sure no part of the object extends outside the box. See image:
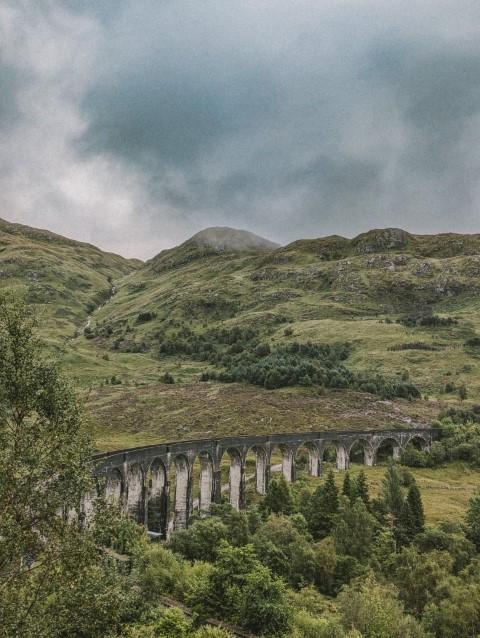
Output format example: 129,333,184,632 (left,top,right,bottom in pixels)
306,470,339,539
262,475,294,515
406,482,425,536
382,463,404,519
342,471,353,500
353,470,370,508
